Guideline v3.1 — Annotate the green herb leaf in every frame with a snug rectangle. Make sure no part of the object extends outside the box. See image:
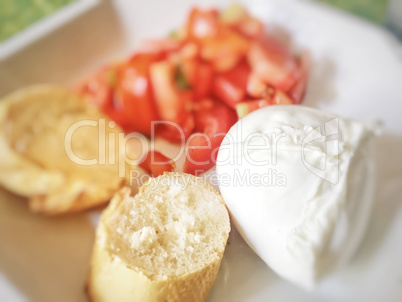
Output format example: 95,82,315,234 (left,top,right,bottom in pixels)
175,66,191,90
169,30,178,39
